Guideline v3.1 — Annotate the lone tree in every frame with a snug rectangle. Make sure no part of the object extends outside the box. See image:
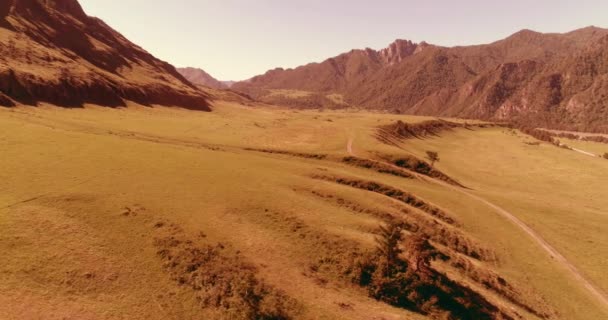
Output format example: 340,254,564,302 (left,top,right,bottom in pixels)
426,151,440,168
375,220,405,277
